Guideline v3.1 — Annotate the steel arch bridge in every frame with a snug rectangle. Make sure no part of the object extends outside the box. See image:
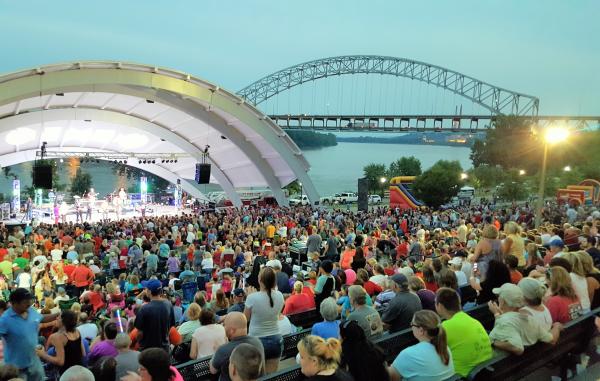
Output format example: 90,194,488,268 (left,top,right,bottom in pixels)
238,55,539,116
